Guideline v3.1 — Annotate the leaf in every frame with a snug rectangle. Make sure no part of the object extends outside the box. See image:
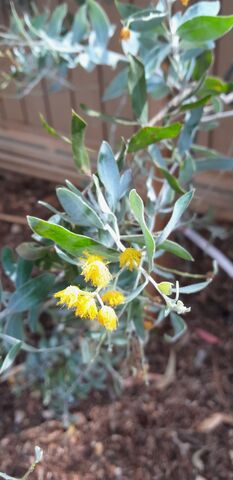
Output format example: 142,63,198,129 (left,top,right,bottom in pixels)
177,279,212,294
178,15,233,44
88,0,110,48
80,103,137,125
178,107,203,155
103,68,128,101
1,247,17,282
158,239,194,261
16,242,50,261
195,156,233,172
181,1,220,23
181,95,211,112
123,281,147,304
127,8,166,32
164,313,187,343
16,258,33,288
72,4,88,43
71,110,90,173
35,446,43,464
193,50,213,81
199,76,233,95
0,341,22,375
129,189,155,271
97,141,121,210
3,273,55,317
27,217,119,261
128,55,148,124
47,3,68,37
0,333,63,354
159,168,186,195
5,313,24,340
114,1,140,20
119,169,132,198
128,123,182,152
57,187,104,228
157,190,194,245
